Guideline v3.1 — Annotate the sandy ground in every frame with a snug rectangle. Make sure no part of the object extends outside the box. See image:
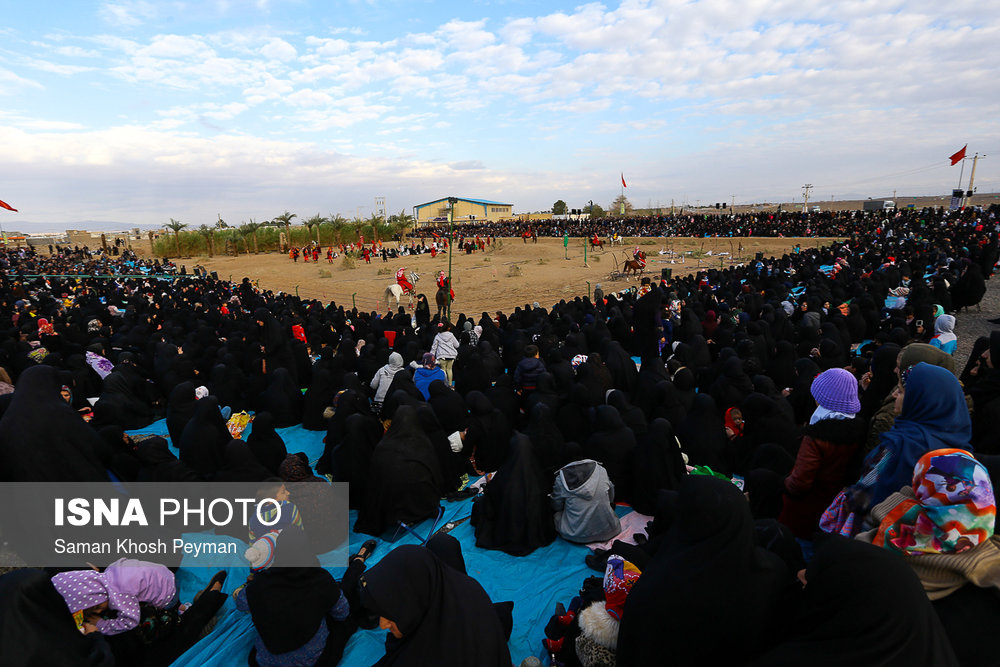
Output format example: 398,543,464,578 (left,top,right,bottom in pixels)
192,236,841,315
